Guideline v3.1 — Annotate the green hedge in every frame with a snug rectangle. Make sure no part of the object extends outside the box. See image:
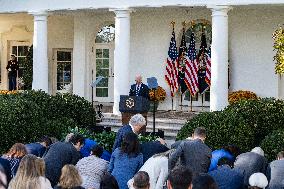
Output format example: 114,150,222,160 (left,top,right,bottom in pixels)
261,129,284,161
0,90,95,153
177,98,284,160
